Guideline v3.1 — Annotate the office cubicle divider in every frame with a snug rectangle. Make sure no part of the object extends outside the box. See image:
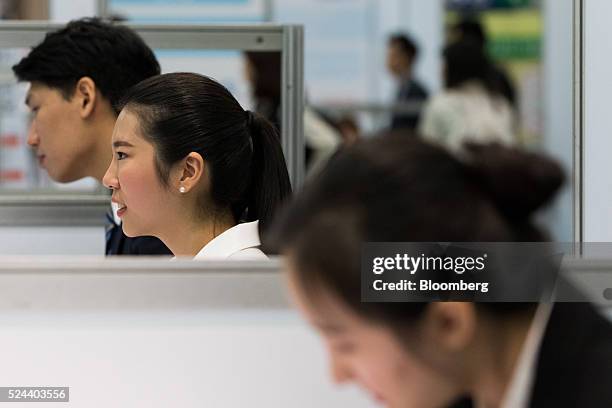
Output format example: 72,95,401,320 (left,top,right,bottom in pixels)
0,256,608,310
0,256,607,407
0,257,378,408
0,257,287,310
